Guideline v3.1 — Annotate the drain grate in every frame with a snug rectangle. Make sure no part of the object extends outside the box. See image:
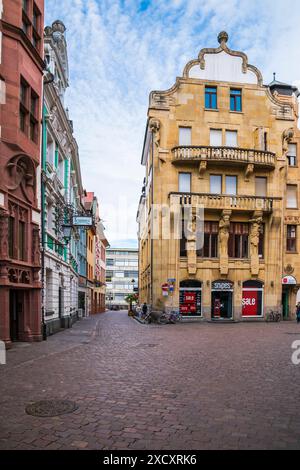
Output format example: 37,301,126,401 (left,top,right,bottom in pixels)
136,343,158,349
25,399,78,417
